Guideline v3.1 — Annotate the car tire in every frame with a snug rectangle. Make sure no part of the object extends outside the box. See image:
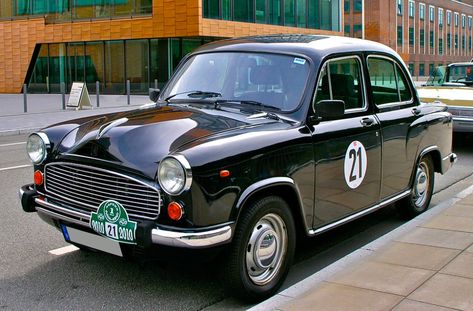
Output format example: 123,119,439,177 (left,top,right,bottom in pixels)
225,196,296,301
397,154,434,218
